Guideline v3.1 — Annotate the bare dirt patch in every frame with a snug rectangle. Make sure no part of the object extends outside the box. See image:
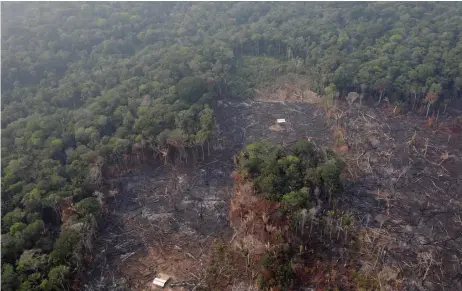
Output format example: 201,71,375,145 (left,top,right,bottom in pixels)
254,74,321,105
